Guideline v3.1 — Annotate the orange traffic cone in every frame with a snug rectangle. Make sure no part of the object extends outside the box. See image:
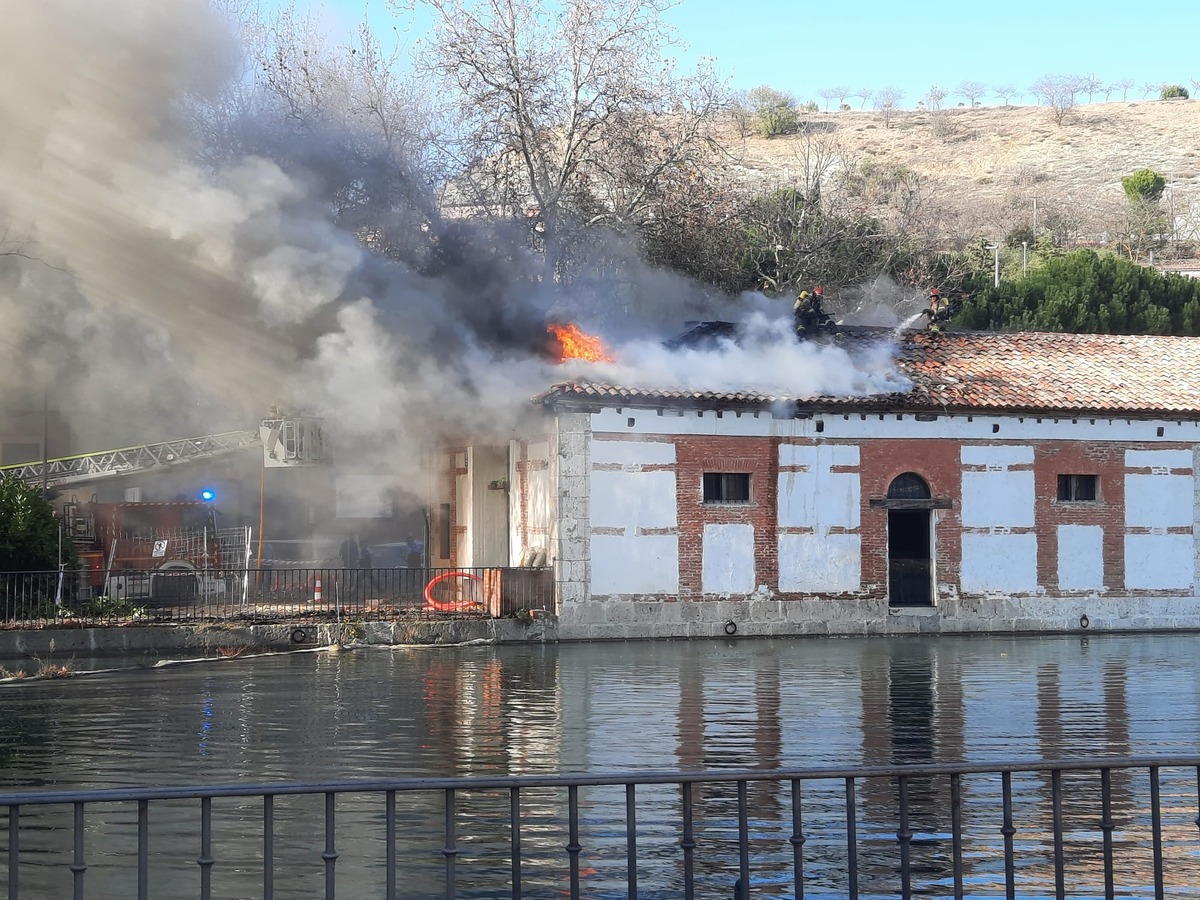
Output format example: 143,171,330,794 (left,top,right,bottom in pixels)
314,576,323,603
